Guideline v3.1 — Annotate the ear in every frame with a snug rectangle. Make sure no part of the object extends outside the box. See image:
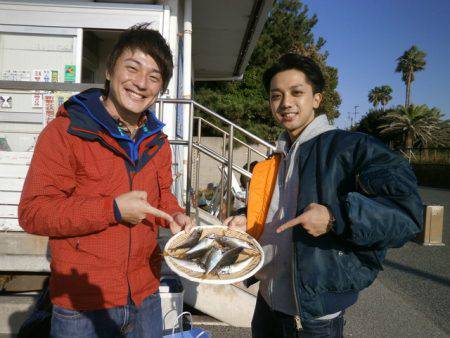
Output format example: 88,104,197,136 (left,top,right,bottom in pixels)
313,93,323,109
105,70,111,81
